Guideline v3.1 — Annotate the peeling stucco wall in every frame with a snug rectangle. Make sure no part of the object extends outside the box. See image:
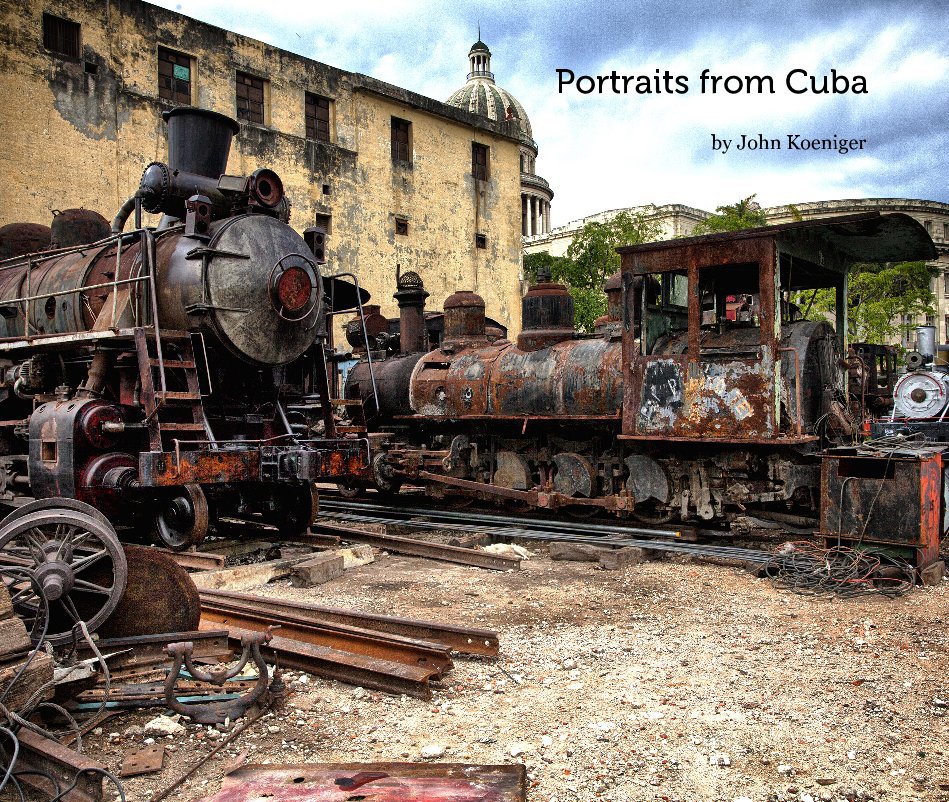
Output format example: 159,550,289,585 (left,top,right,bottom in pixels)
0,0,524,334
